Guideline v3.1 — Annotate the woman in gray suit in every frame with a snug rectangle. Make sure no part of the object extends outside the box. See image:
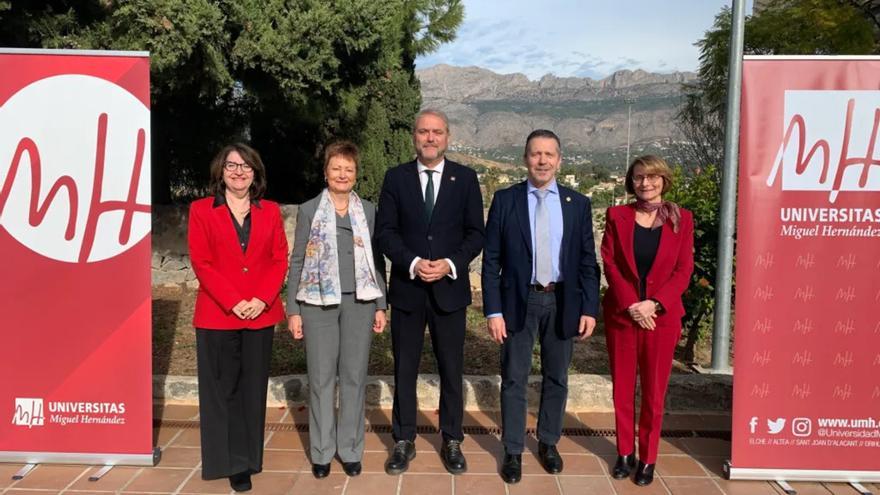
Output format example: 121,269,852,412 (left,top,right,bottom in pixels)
287,140,387,479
